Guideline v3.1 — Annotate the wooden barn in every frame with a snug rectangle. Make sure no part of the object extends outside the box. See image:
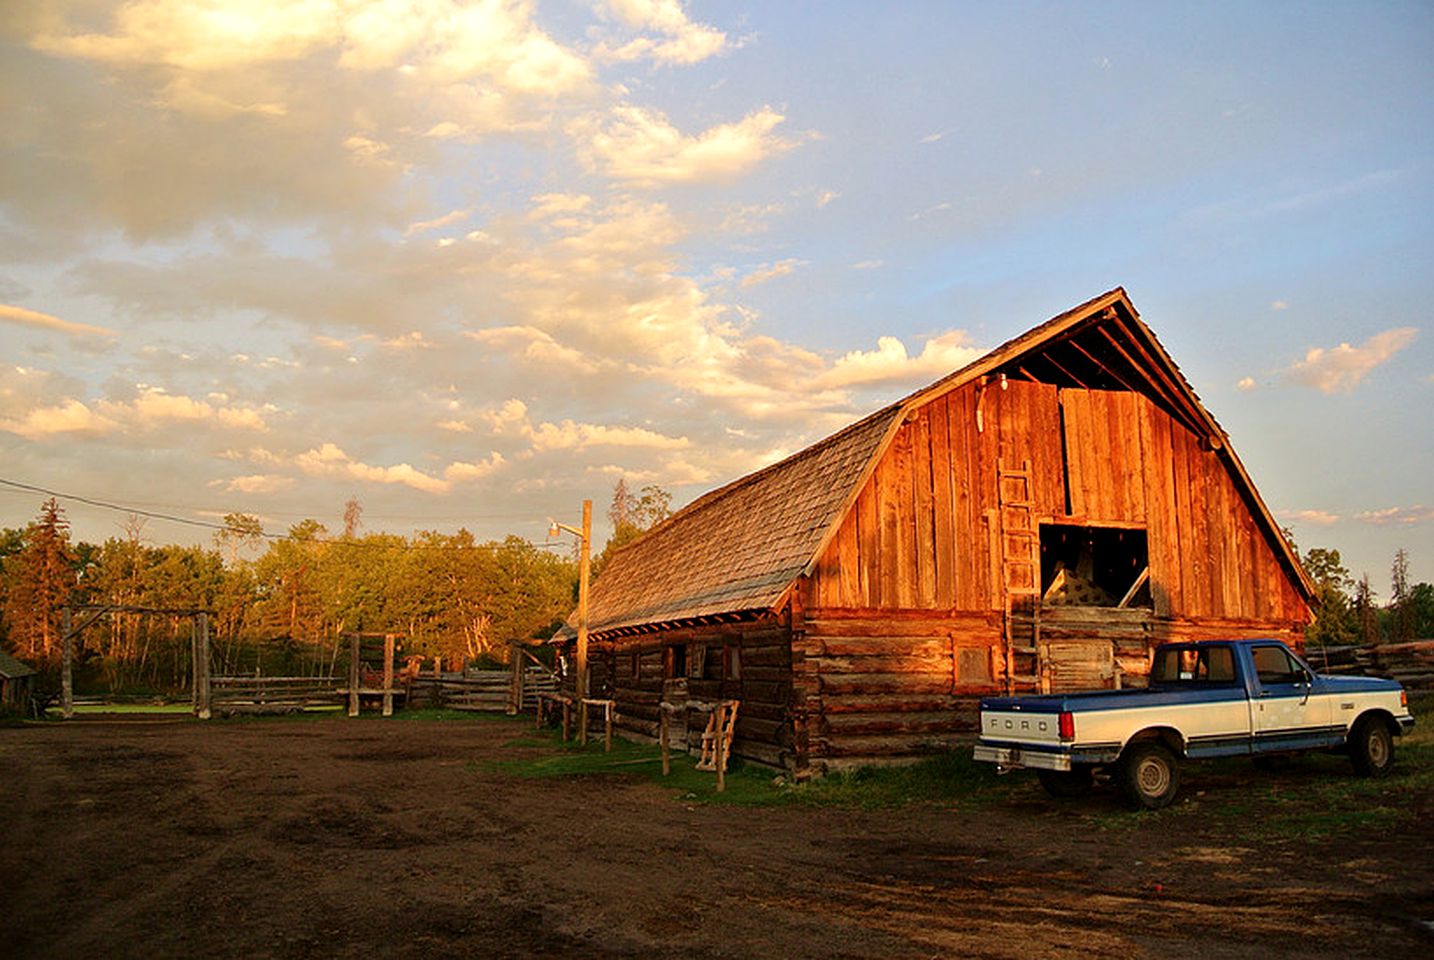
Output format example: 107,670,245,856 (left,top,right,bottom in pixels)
563,288,1315,775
